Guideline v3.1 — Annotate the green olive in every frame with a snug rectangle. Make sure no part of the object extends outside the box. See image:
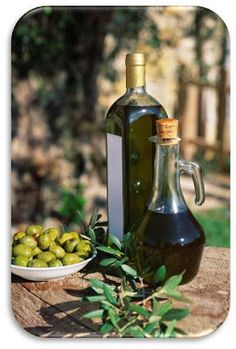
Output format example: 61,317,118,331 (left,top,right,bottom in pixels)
49,244,65,259
45,228,60,241
64,239,80,253
13,244,32,258
48,259,63,267
37,251,56,263
13,255,29,267
49,240,57,248
62,253,82,266
75,250,88,259
58,232,80,245
32,246,42,257
28,259,48,268
26,225,43,237
13,231,26,242
75,240,92,254
38,233,51,250
19,236,37,249
80,238,91,245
